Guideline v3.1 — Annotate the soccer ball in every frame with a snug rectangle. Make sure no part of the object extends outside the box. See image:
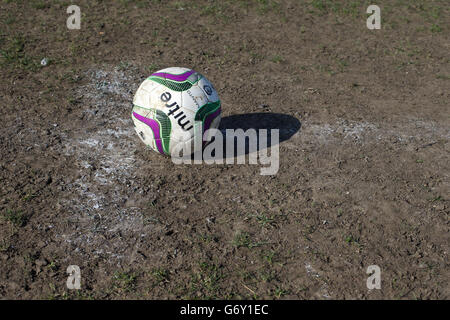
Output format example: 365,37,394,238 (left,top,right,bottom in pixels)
132,67,221,156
